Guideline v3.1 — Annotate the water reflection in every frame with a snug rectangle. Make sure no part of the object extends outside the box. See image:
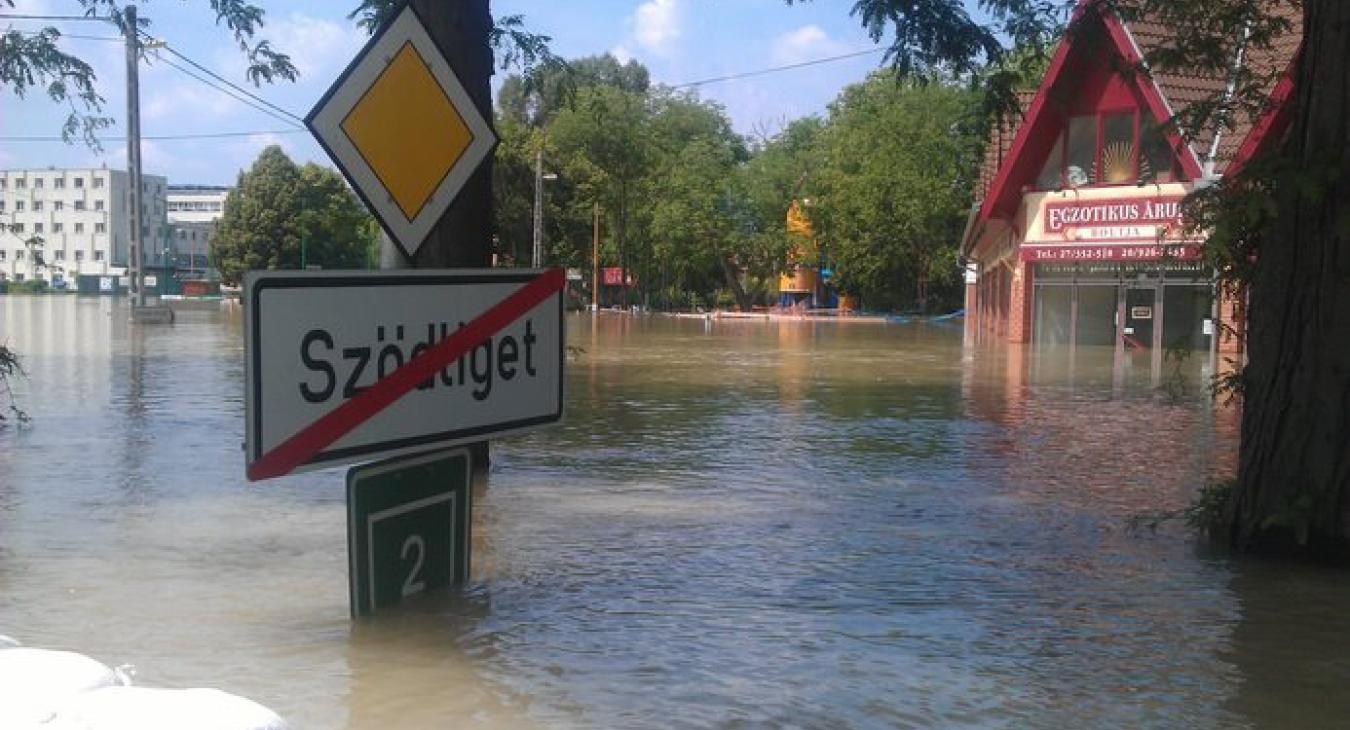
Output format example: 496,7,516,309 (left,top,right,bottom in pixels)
0,299,1343,729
